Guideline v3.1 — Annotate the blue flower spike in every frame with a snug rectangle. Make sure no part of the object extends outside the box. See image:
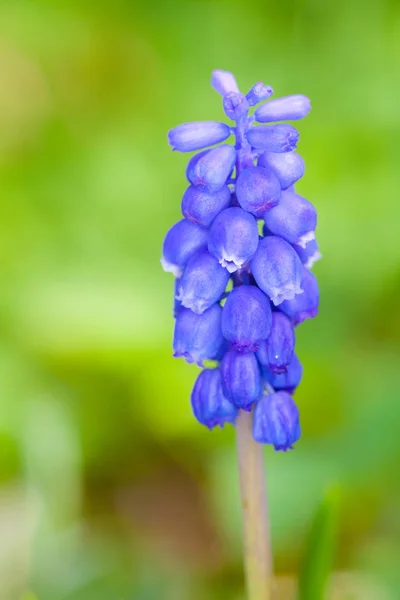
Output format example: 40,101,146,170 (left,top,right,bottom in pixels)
163,69,319,451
